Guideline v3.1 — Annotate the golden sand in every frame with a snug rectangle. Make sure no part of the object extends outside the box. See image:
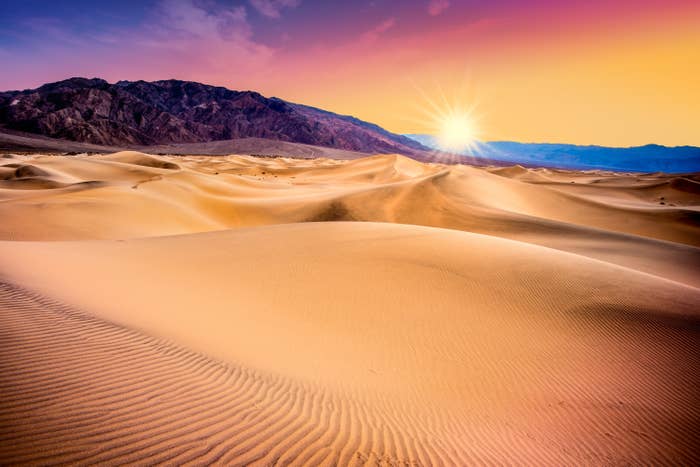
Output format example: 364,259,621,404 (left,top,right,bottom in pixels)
1,152,698,464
